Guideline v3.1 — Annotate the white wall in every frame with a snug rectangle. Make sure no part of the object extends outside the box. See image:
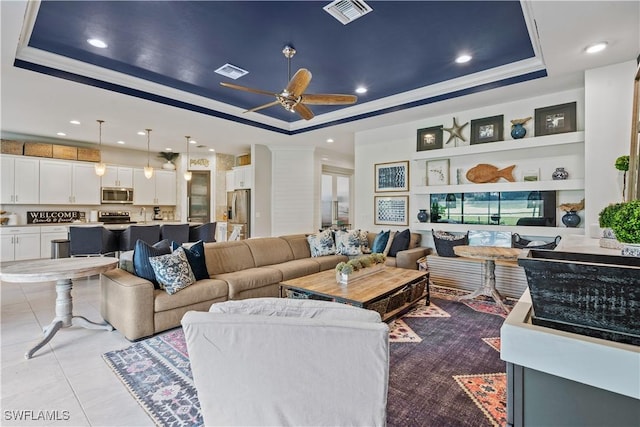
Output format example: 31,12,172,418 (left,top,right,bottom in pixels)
584,60,637,233
355,87,585,235
252,144,272,237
